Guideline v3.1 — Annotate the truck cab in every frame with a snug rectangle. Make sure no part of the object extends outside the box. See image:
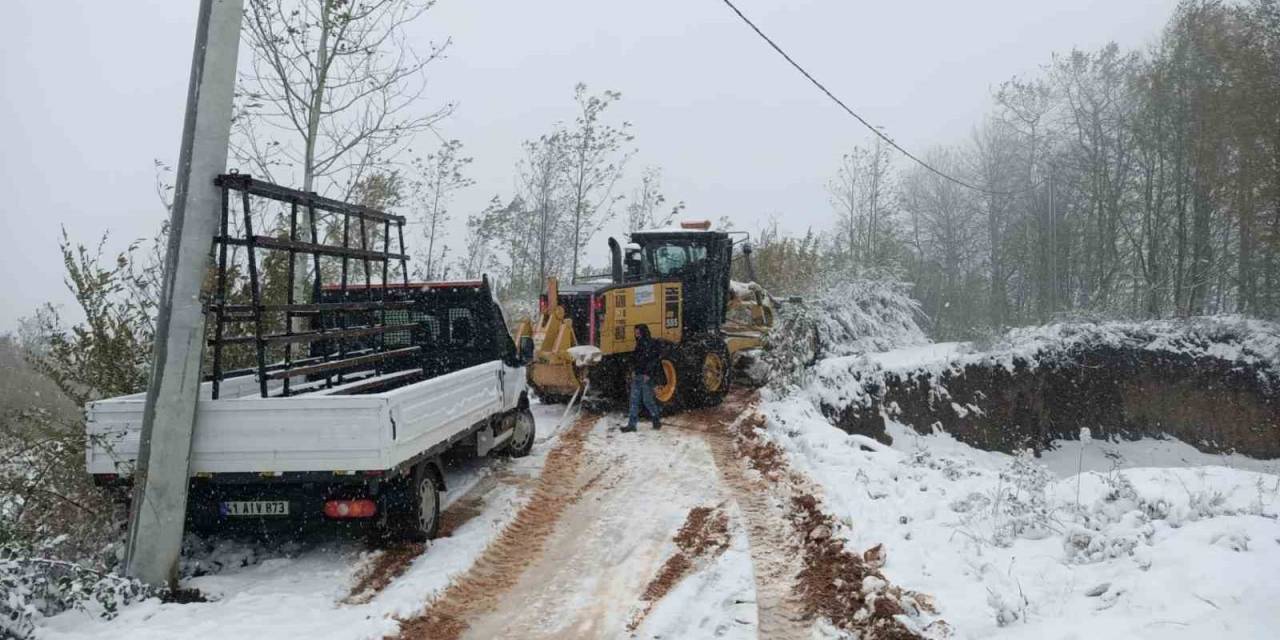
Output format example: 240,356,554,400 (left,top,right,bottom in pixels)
315,279,526,397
